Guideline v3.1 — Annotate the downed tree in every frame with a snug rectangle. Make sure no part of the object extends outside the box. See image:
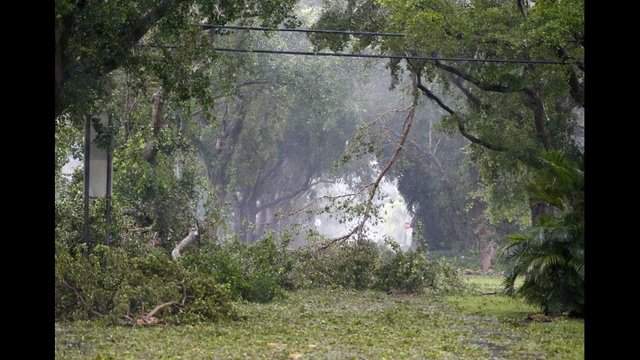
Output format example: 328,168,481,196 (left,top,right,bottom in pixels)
124,225,199,326
126,301,179,326
123,283,188,326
